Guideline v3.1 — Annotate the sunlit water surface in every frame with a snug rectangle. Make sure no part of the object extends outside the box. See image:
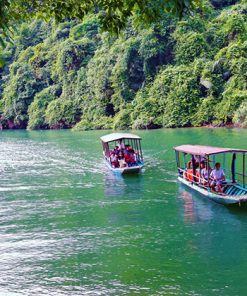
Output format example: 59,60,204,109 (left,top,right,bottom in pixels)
0,128,247,296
